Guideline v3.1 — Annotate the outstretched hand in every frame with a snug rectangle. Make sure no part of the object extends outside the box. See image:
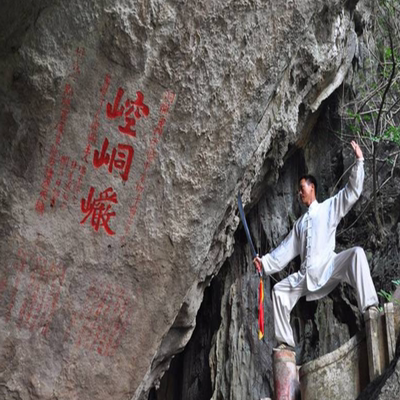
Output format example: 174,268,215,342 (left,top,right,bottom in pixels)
253,256,262,275
351,140,363,159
